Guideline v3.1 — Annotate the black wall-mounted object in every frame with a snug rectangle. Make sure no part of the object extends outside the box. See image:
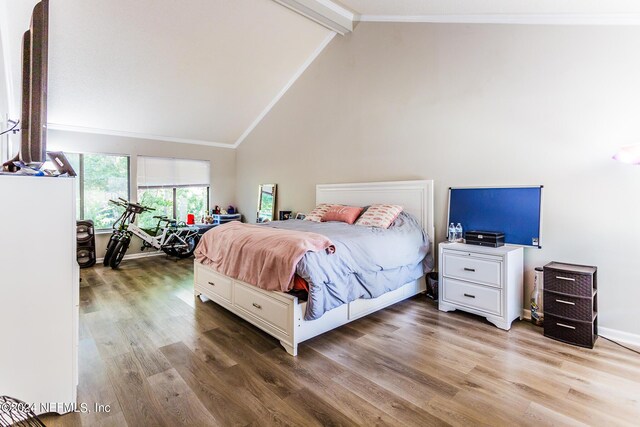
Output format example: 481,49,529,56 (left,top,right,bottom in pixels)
76,220,96,268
